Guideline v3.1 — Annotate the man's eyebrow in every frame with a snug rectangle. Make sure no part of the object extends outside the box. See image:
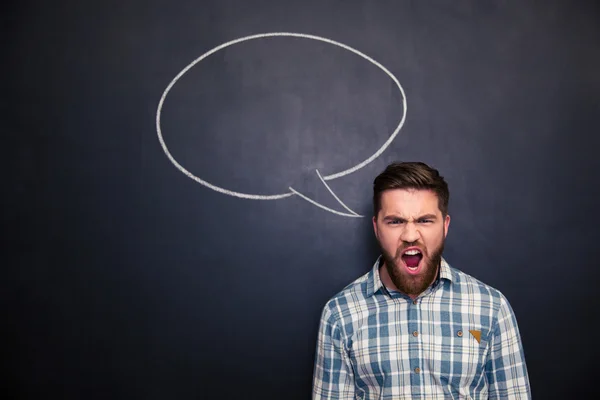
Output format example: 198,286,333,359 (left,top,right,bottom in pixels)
382,215,405,221
417,214,438,220
382,214,438,221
